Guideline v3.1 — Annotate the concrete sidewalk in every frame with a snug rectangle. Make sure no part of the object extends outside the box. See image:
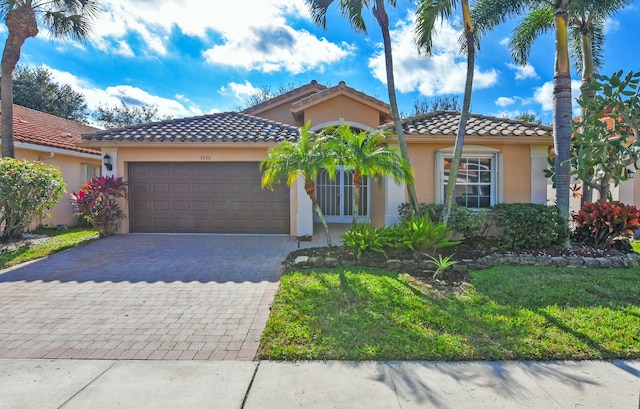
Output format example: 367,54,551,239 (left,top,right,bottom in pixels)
1,359,638,409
